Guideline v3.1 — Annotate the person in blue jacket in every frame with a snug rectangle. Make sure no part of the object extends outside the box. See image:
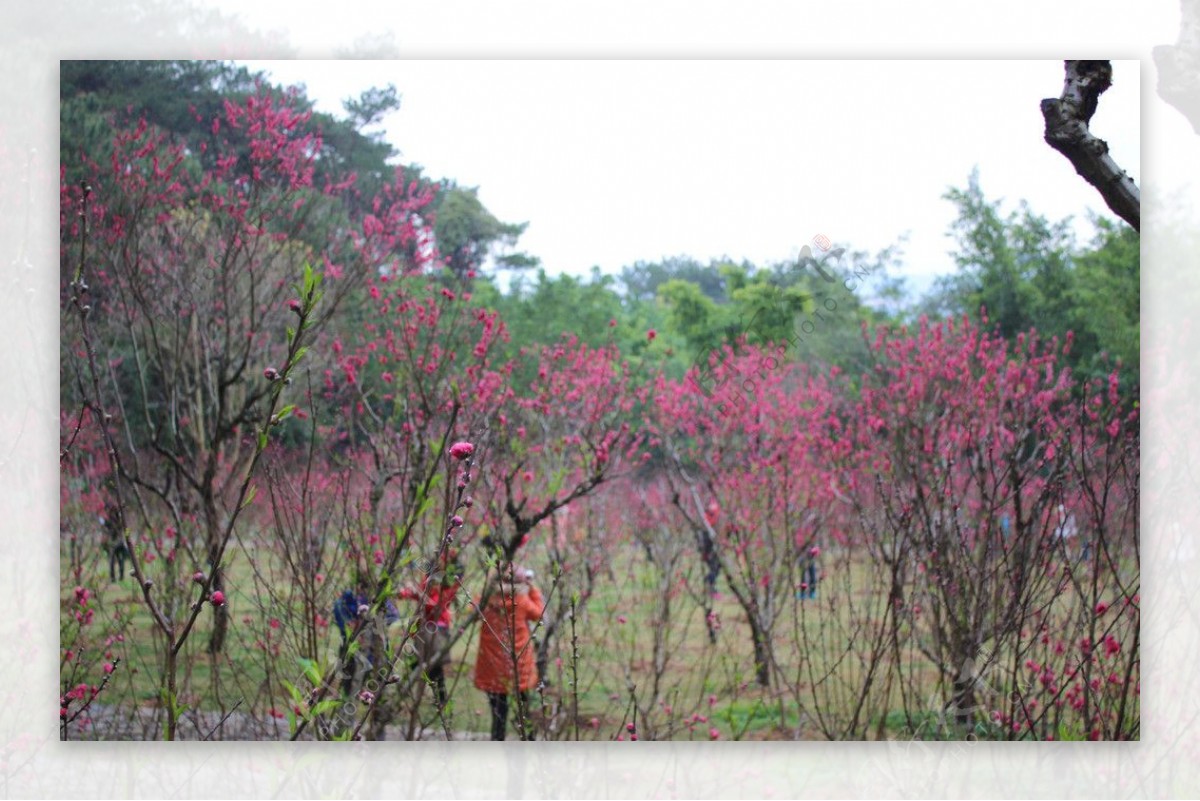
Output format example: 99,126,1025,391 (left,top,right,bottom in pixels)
333,581,399,697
